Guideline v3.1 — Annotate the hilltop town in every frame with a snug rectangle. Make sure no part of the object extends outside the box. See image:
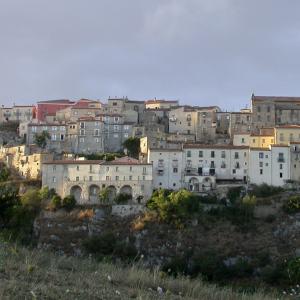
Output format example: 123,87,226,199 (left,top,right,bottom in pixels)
1,94,300,202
